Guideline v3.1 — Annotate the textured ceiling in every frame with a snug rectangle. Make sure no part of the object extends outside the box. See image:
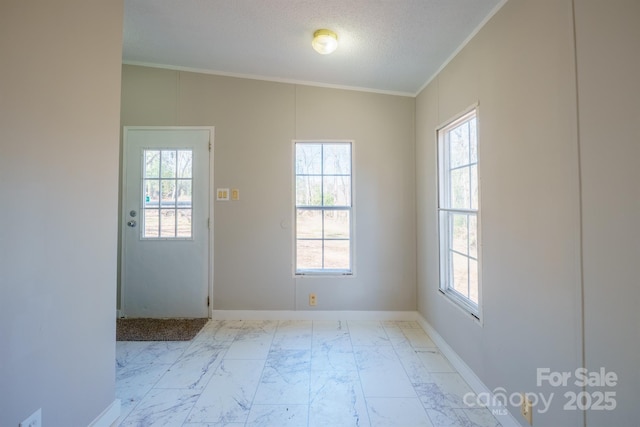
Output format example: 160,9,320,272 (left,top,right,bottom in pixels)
123,0,504,96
